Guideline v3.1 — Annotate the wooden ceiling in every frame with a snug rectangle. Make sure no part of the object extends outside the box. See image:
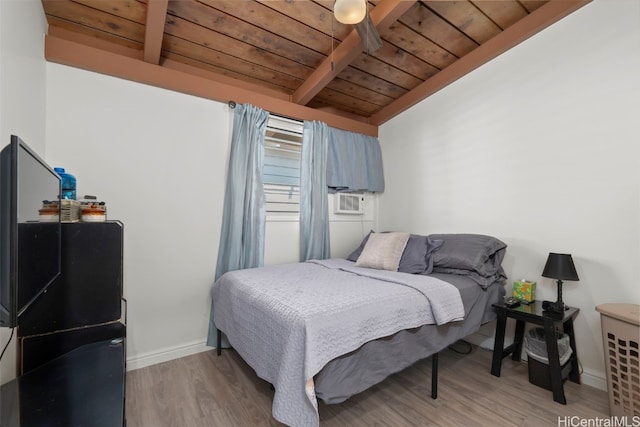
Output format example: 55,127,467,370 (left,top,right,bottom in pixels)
41,0,590,135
